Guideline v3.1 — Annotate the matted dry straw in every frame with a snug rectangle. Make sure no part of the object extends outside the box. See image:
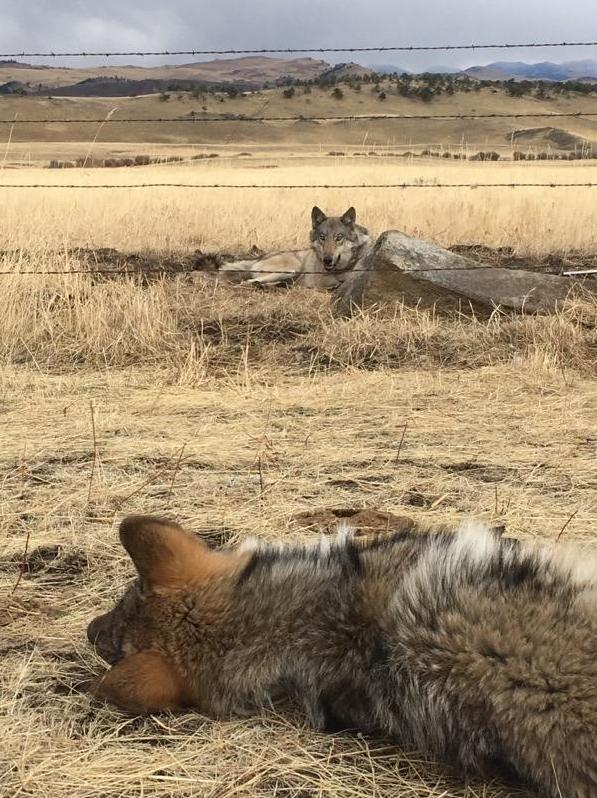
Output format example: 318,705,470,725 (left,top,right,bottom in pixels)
0,260,596,798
